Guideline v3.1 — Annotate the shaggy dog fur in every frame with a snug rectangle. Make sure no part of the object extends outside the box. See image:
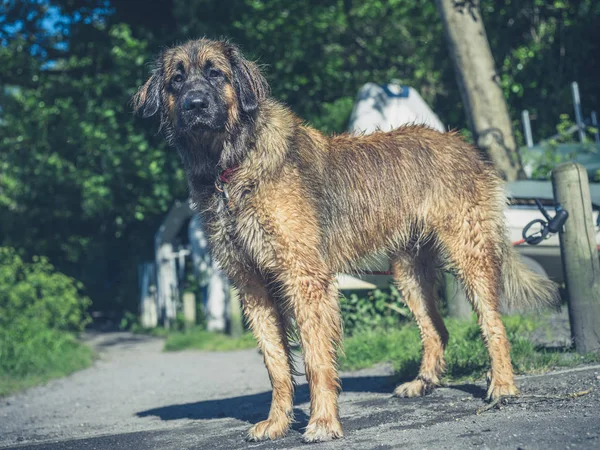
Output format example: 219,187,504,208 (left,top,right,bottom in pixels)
134,39,559,443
